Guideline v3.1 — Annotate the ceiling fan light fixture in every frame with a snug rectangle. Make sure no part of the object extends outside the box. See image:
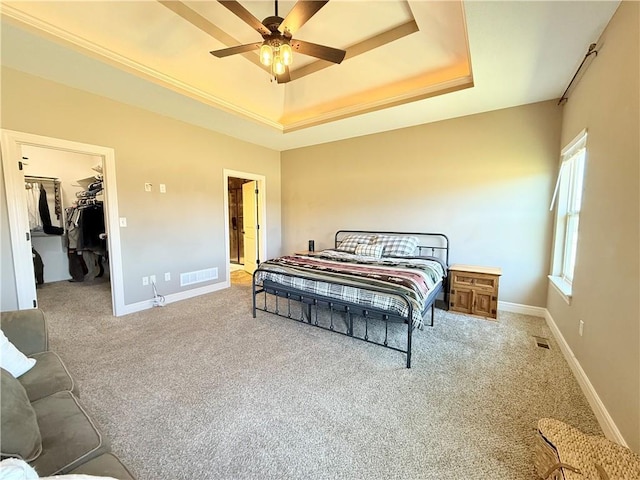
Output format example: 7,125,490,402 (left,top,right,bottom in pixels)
260,43,273,66
281,43,293,66
272,53,285,75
